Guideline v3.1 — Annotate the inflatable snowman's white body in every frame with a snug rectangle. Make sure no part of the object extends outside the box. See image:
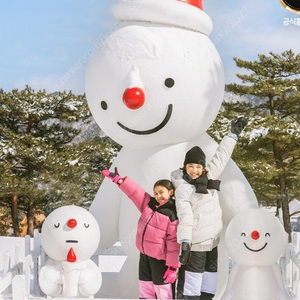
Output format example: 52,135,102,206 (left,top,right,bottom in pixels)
221,209,291,300
86,0,258,297
39,206,102,298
